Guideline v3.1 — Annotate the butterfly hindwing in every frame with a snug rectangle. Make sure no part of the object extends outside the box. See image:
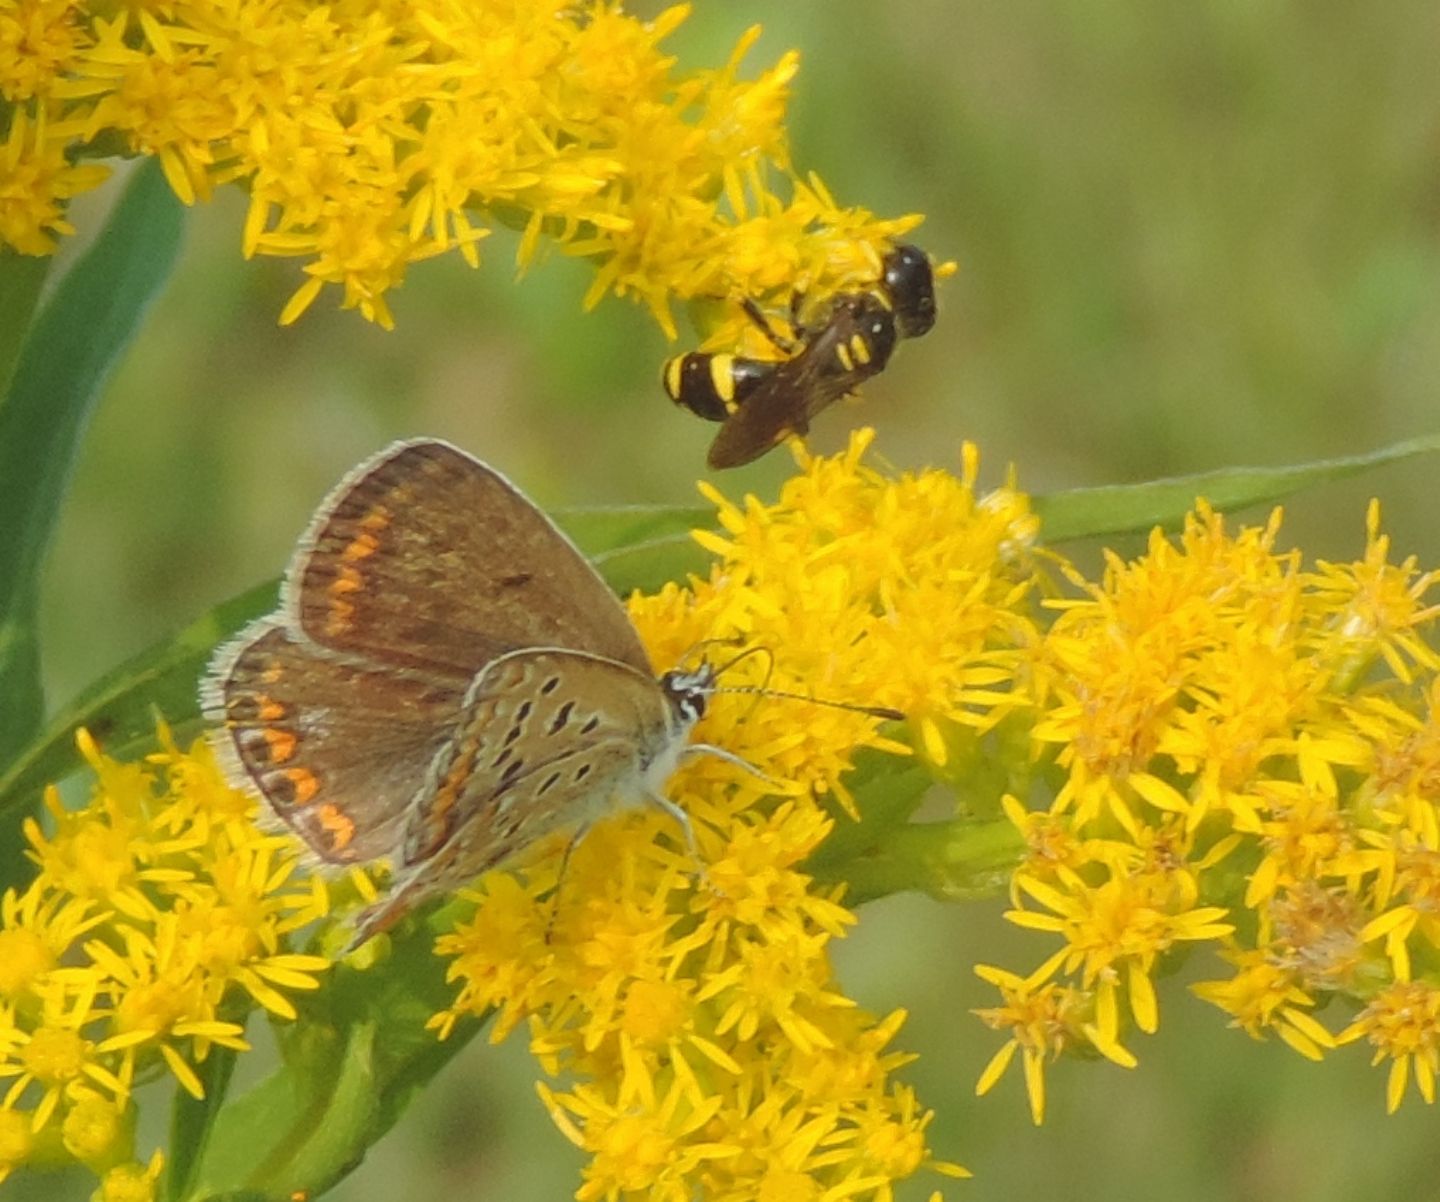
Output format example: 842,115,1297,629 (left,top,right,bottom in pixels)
204,619,465,864
340,649,675,947
401,648,674,875
345,732,645,946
